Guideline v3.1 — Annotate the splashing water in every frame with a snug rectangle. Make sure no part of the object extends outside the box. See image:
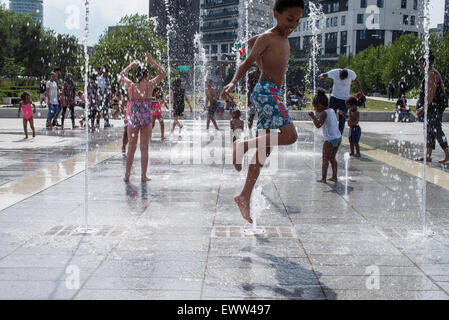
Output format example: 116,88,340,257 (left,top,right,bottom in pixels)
244,186,269,235
74,0,95,235
421,0,431,237
305,2,325,94
344,152,350,196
